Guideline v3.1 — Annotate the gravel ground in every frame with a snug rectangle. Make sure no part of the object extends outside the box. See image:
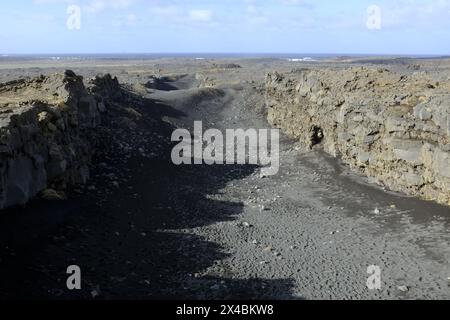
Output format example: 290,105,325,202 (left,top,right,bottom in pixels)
0,58,449,300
